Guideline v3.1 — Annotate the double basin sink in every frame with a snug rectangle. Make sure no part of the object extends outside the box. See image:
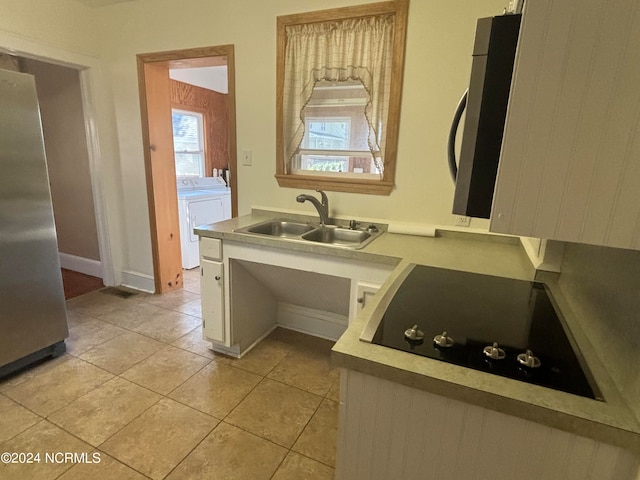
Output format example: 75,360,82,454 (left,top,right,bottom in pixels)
234,219,383,250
